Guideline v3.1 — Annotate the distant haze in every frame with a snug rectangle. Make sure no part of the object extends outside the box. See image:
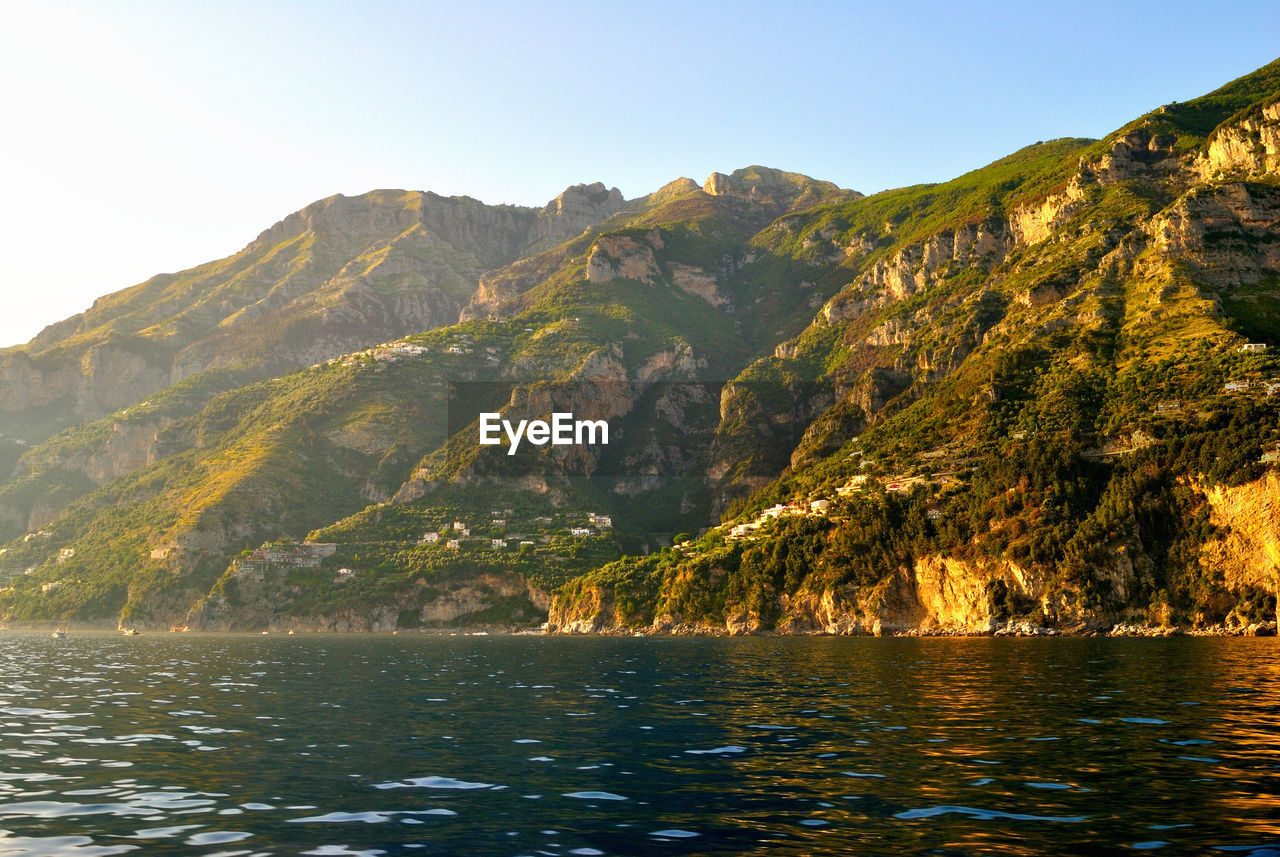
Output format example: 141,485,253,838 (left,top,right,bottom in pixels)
1,0,1277,347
